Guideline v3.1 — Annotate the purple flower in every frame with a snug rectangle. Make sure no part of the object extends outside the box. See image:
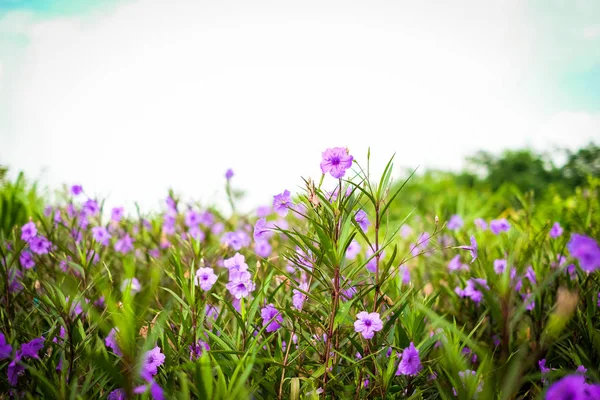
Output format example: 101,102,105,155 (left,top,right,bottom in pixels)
396,342,422,376
223,253,249,276
121,278,141,294
355,210,370,232
576,365,587,374
399,265,411,285
448,255,469,272
71,185,83,196
107,389,125,400
198,211,214,227
185,210,200,228
256,205,272,218
550,222,564,238
226,270,255,299
523,293,535,311
494,259,507,274
21,221,37,242
92,226,111,246
490,218,511,235
83,199,100,217
525,266,537,284
162,214,176,235
29,236,51,254
539,359,550,374
354,311,383,340
8,354,24,386
189,340,210,361
225,168,234,180
188,226,205,242
341,285,357,301
545,375,588,400
105,328,122,356
253,218,270,241
115,234,134,254
273,190,293,217
365,248,384,273
261,304,283,333
0,333,12,359
456,236,478,264
254,240,272,258
111,207,124,222
474,218,487,230
447,215,464,230
19,250,35,269
567,234,600,273
400,225,413,238
320,147,353,179
292,282,309,310
221,231,250,251
345,240,361,260
143,346,165,376
20,337,44,359
8,268,23,293
195,267,218,291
